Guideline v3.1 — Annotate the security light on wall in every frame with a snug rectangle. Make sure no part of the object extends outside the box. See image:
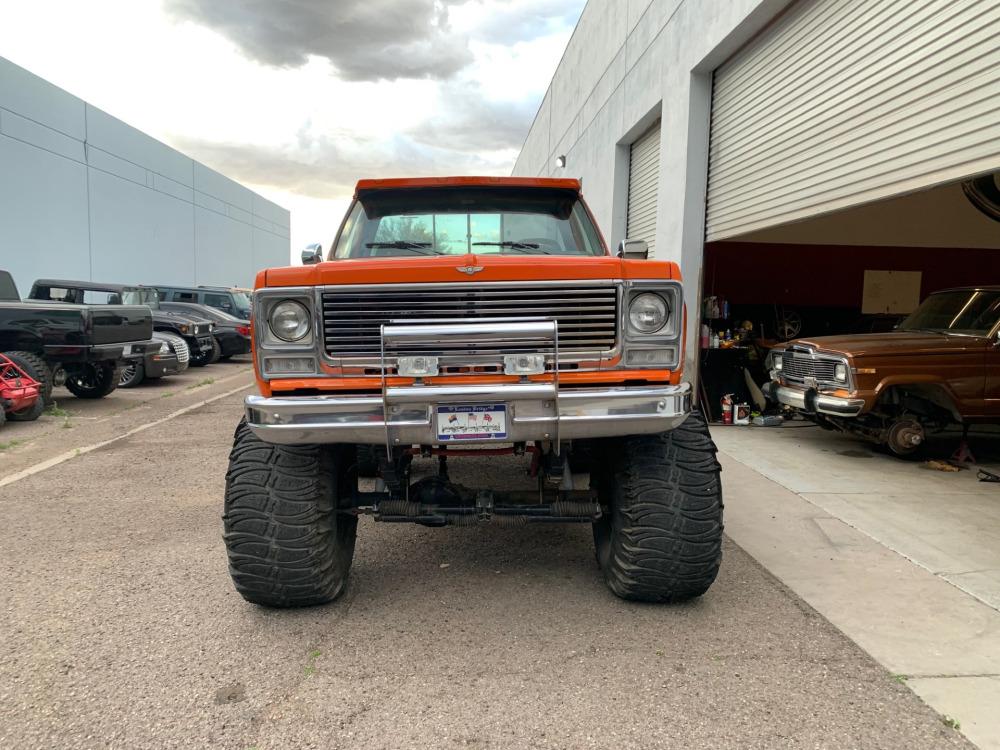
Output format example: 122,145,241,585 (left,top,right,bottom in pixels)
554,155,566,169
